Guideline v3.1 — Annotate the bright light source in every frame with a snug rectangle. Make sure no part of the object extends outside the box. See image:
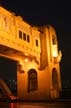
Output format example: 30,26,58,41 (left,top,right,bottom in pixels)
24,53,28,56
53,51,58,57
53,44,58,57
24,58,28,62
